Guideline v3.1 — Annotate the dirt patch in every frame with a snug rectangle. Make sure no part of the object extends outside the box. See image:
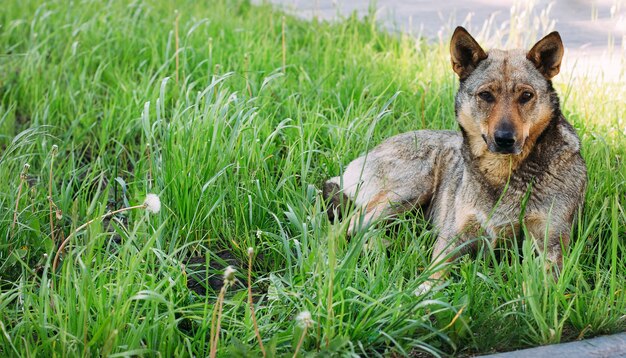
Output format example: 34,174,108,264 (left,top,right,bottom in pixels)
185,250,242,294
